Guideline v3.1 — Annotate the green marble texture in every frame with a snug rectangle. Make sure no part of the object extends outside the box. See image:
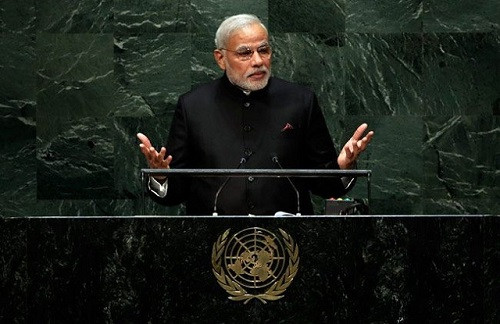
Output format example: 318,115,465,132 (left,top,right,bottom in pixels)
190,0,268,34
0,0,498,216
269,0,345,33
0,34,35,117
424,0,500,32
37,0,113,33
37,118,115,199
346,0,423,33
0,1,35,34
114,33,192,117
115,0,190,34
423,32,499,115
423,116,499,214
190,33,222,87
344,33,424,115
271,33,345,116
0,216,496,322
0,219,27,322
